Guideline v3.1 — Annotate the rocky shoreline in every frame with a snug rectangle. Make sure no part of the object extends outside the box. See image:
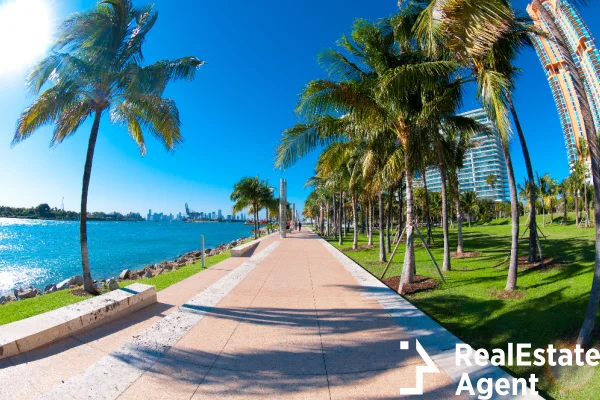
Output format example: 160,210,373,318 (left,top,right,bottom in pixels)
0,236,250,305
